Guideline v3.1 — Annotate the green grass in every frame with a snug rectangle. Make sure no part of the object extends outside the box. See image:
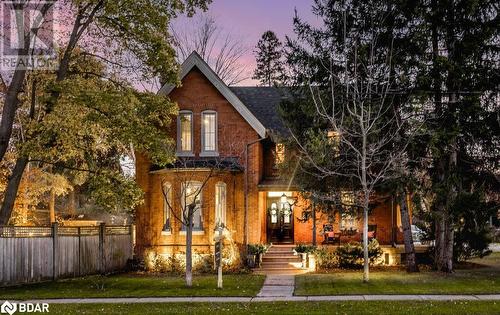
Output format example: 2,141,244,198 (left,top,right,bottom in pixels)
44,301,500,315
295,253,500,295
0,273,265,299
